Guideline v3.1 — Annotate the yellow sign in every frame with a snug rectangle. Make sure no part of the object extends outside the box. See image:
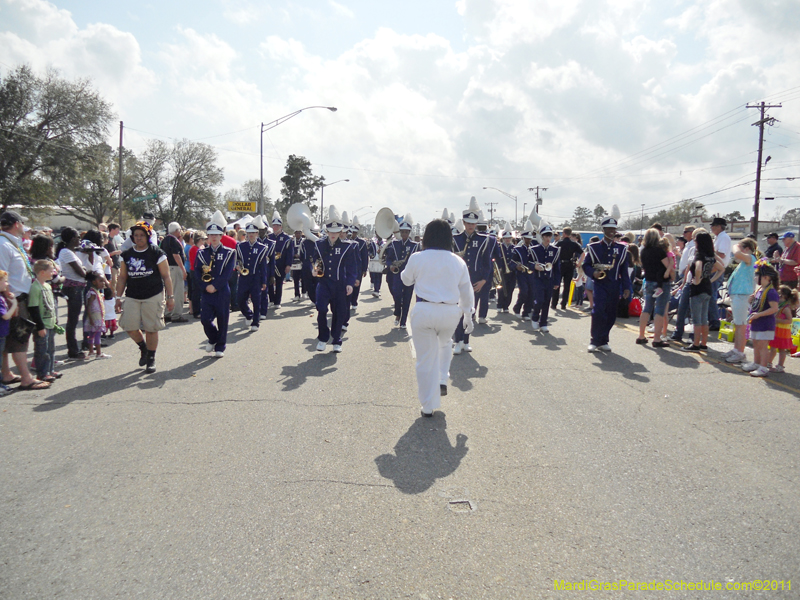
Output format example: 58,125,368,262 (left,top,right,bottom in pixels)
227,201,257,213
